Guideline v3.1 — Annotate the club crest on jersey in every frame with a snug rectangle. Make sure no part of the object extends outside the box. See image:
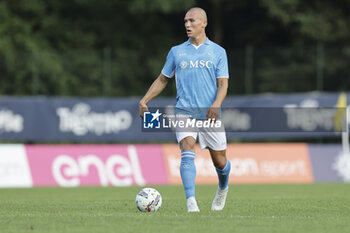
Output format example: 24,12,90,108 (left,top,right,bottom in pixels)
180,60,188,69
